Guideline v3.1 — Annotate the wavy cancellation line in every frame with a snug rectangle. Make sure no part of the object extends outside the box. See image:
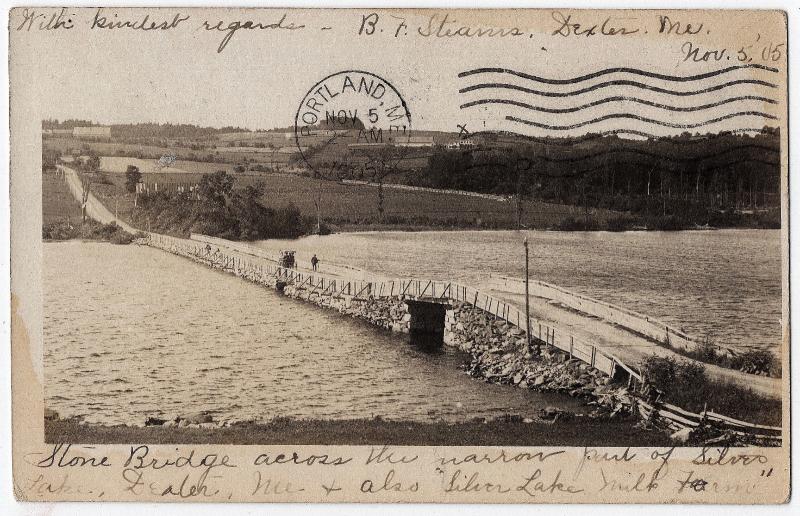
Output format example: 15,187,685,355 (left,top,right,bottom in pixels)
551,158,779,179
467,158,779,179
465,129,780,147
506,111,778,131
460,96,778,114
457,64,779,85
459,79,778,98
501,145,780,166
